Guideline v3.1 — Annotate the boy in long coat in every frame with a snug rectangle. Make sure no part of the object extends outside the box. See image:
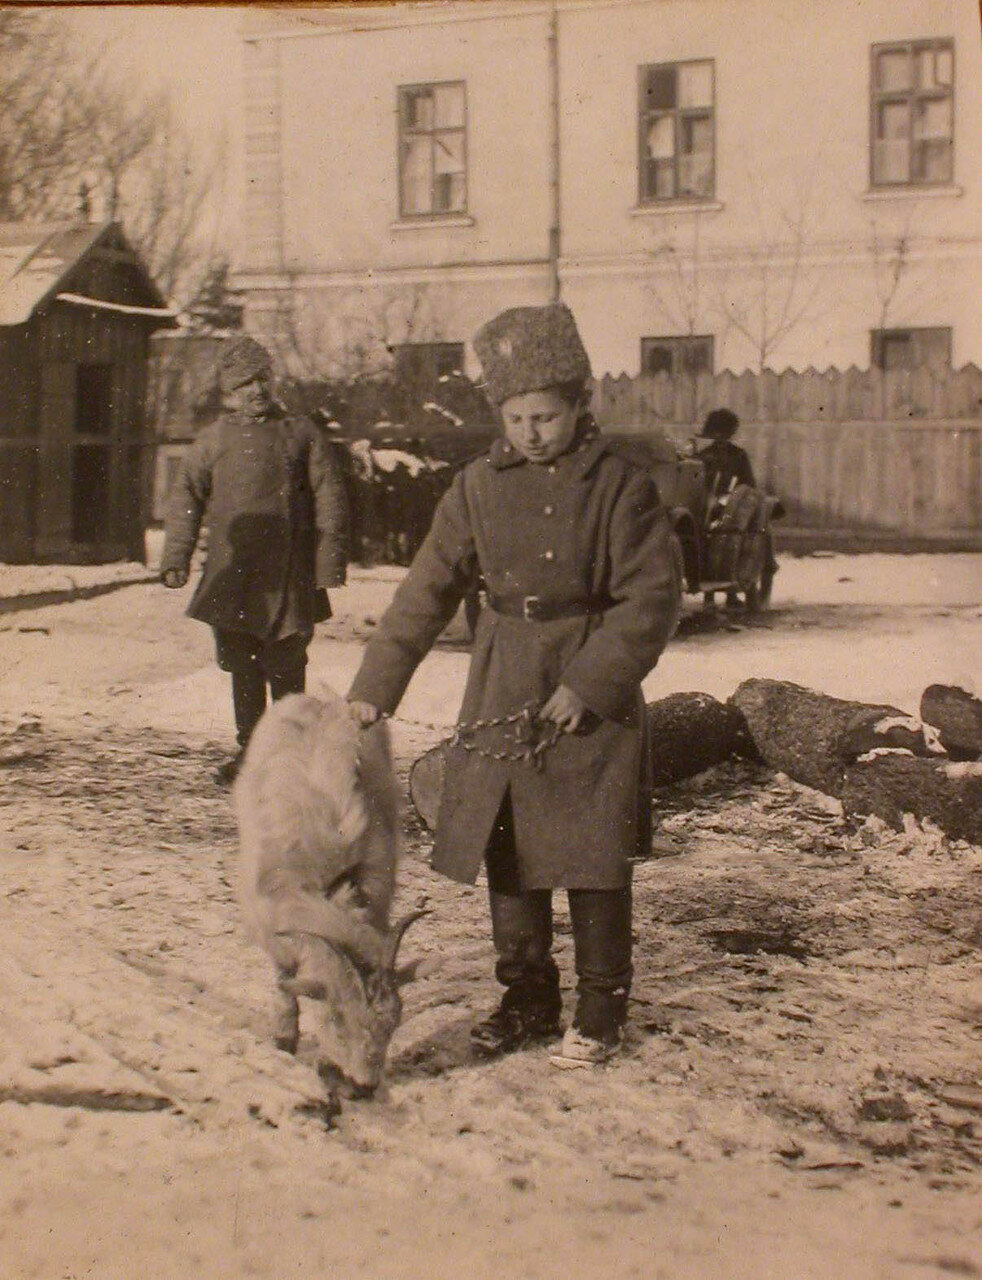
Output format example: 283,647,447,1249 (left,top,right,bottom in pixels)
161,336,349,784
348,304,680,1066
